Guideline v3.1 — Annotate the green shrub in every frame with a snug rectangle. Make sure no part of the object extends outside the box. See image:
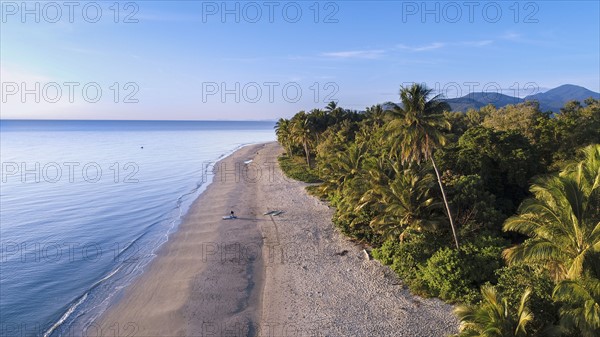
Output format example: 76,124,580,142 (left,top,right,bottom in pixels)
420,236,507,303
461,236,508,285
371,239,401,266
372,233,444,295
420,247,478,303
